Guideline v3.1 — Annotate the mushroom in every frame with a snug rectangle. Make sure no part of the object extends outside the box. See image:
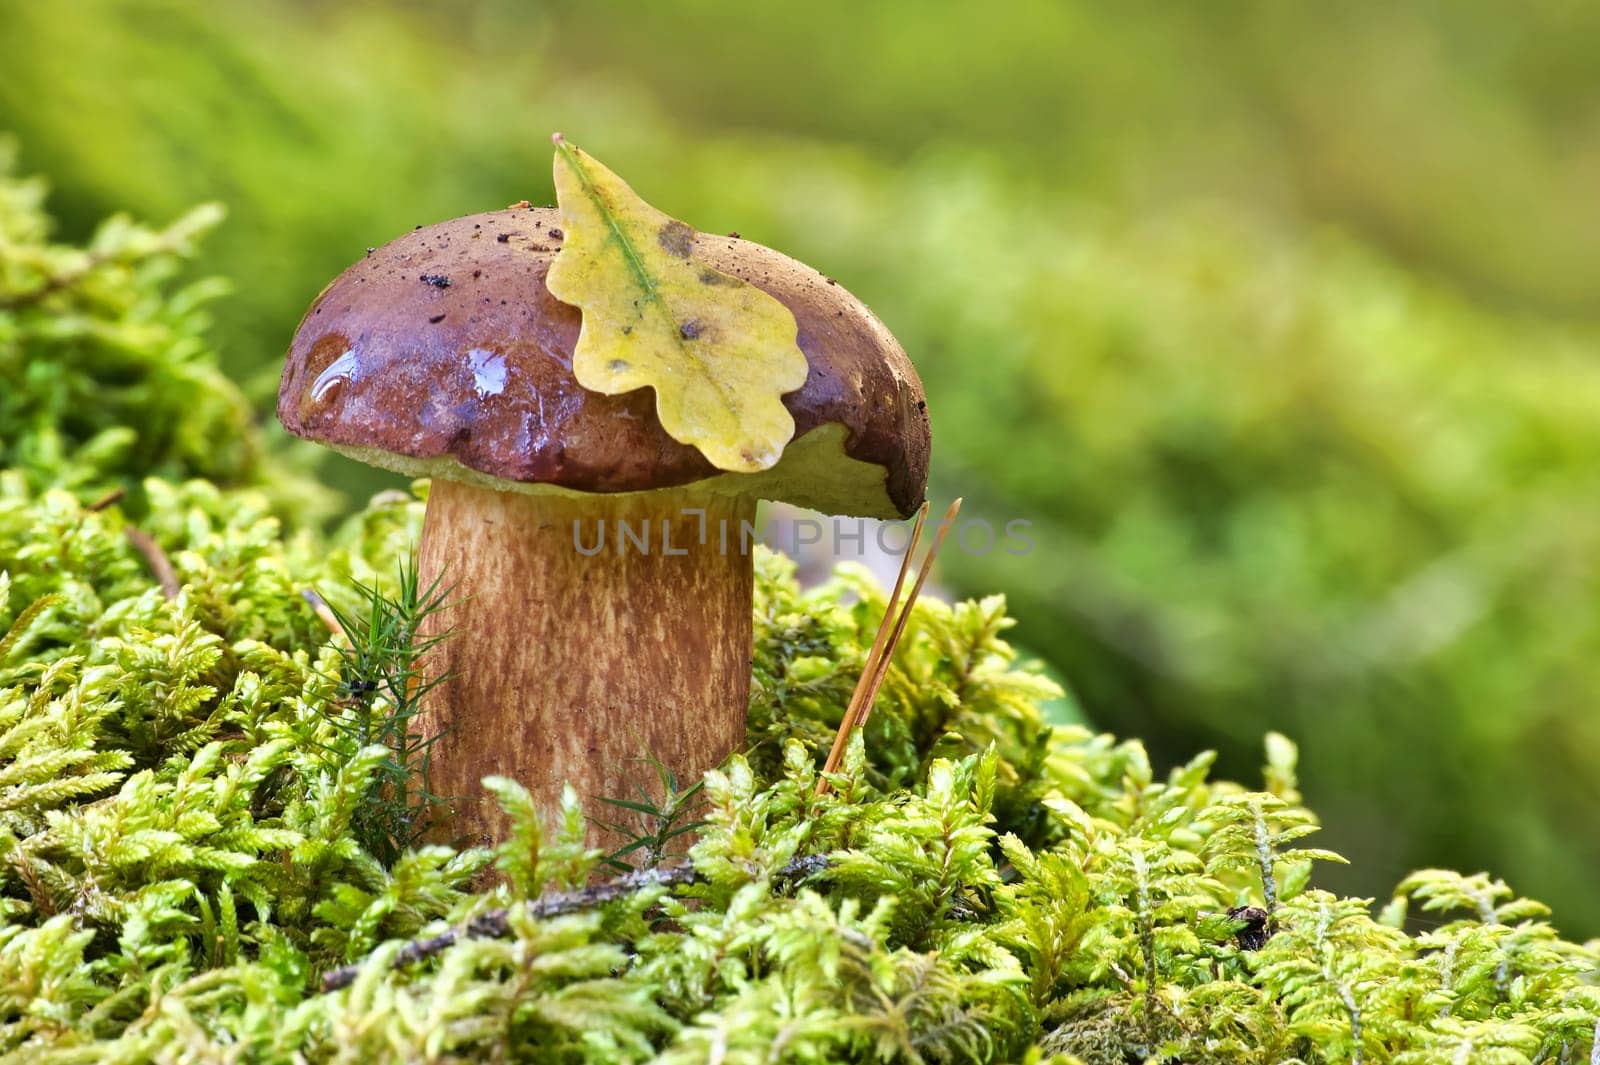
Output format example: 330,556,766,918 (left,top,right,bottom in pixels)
278,208,929,847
